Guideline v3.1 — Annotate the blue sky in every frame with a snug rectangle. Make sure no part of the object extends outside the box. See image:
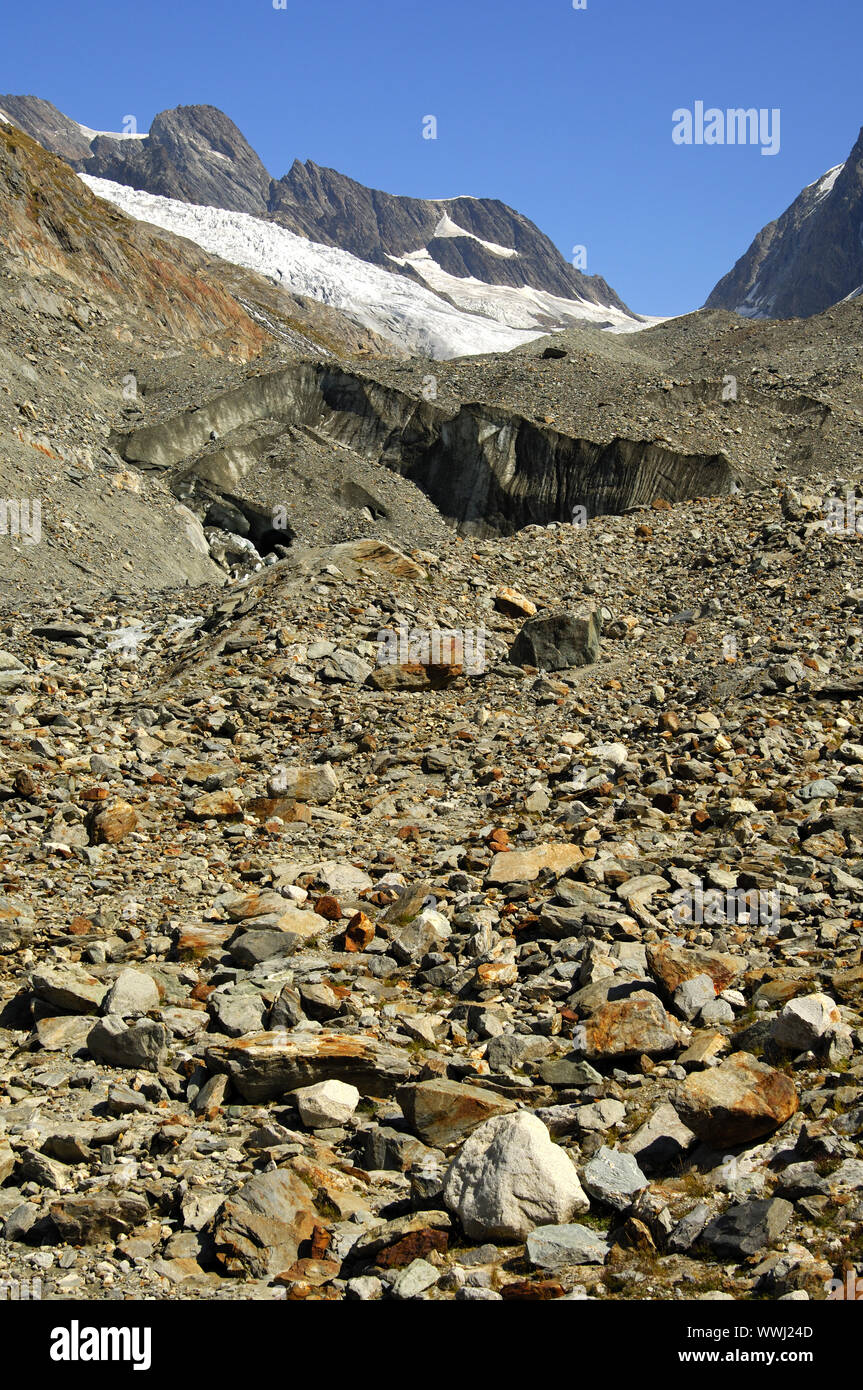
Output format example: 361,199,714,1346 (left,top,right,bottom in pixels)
2,0,861,316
